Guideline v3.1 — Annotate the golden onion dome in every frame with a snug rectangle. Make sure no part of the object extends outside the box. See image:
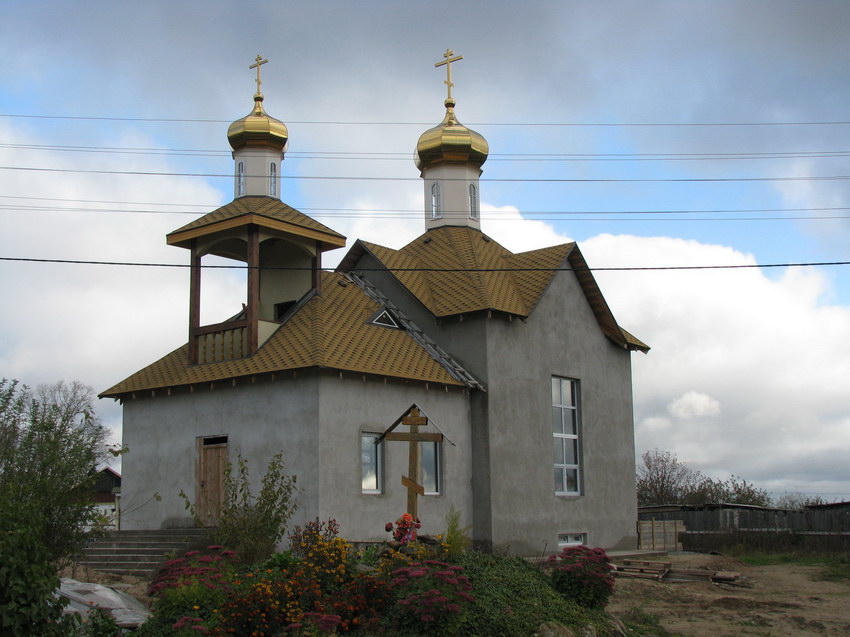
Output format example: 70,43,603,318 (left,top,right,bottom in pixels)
227,94,289,152
415,97,489,171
